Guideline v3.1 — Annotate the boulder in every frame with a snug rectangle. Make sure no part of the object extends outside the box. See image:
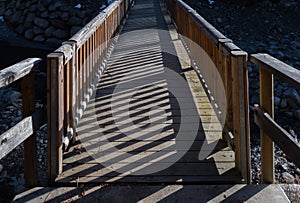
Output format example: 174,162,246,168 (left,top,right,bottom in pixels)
51,19,68,29
48,1,62,11
33,26,44,35
61,12,69,20
283,88,300,107
4,9,13,17
53,29,68,39
45,26,56,37
46,37,63,45
70,26,82,36
68,16,82,26
40,11,49,18
34,17,49,28
24,29,34,40
49,11,61,19
29,4,37,12
15,24,25,34
24,12,36,28
34,35,46,42
10,10,23,25
294,110,300,120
